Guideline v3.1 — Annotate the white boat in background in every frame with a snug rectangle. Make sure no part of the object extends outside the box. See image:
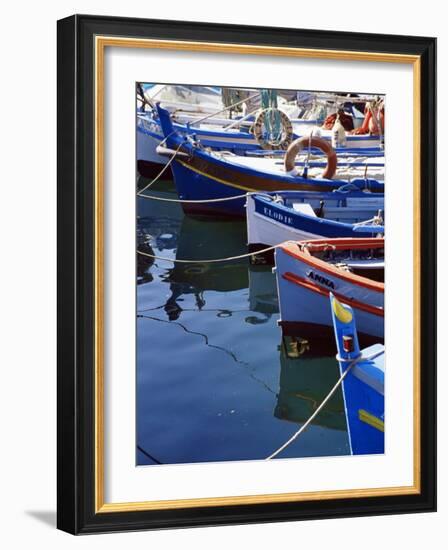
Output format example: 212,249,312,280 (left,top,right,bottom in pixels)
137,86,384,177
138,84,223,113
